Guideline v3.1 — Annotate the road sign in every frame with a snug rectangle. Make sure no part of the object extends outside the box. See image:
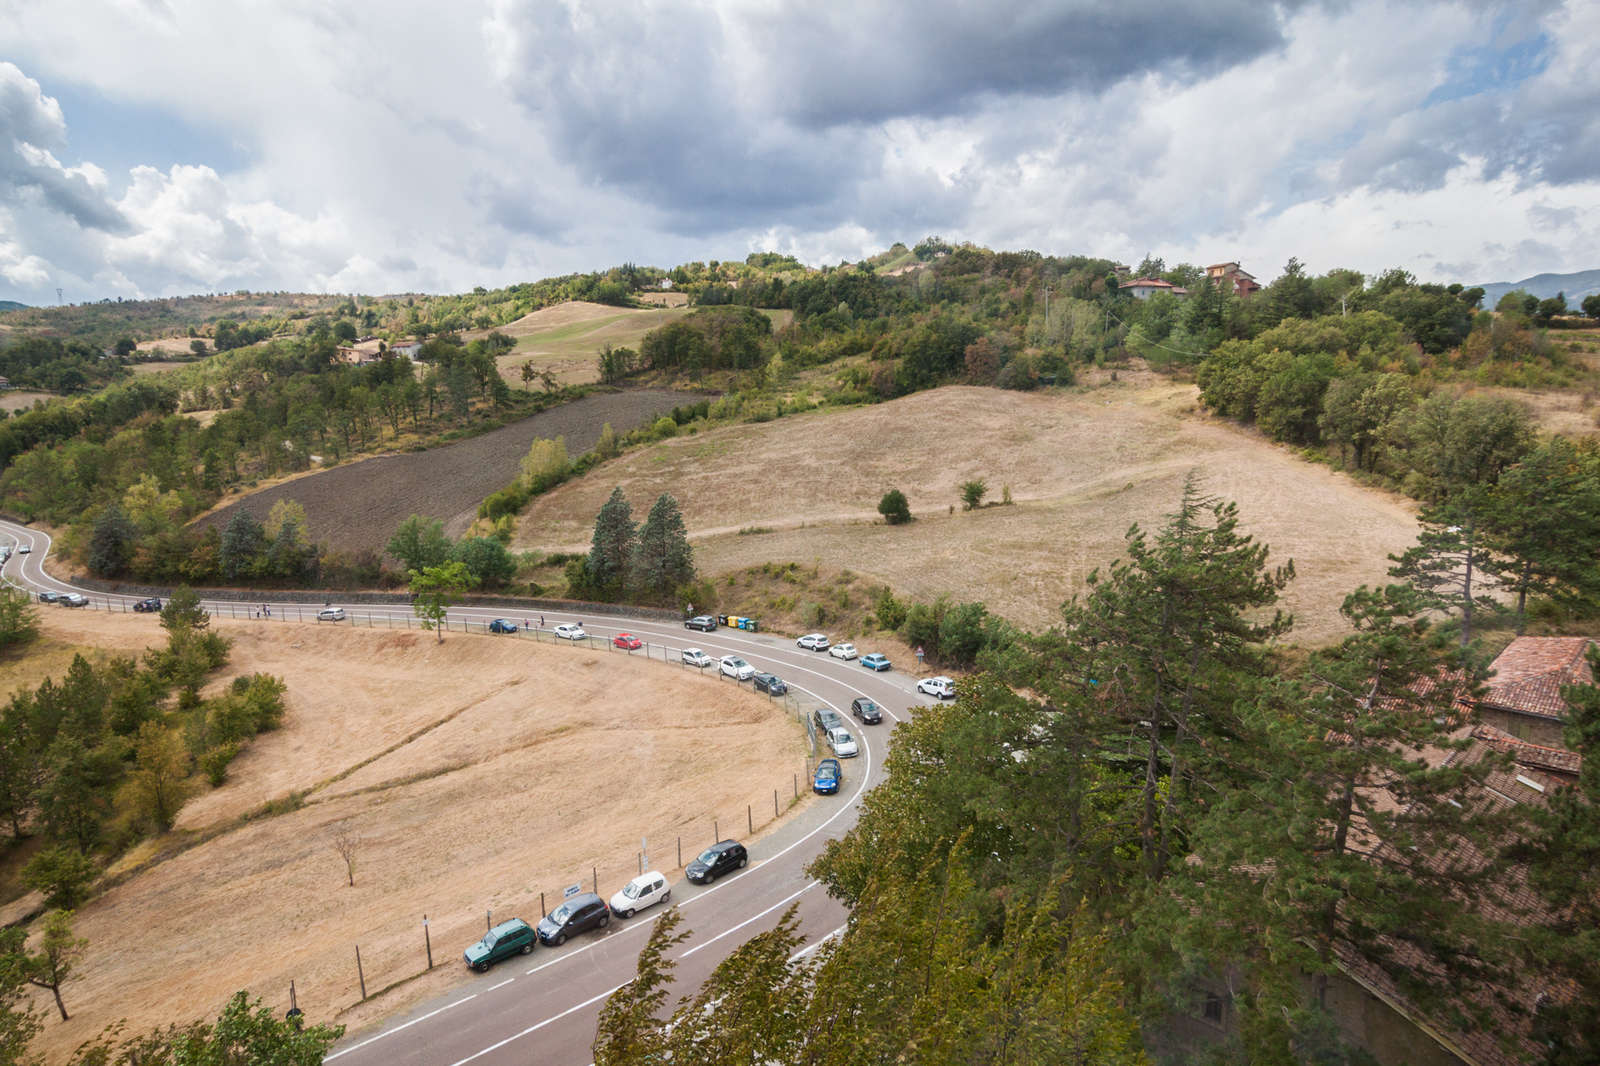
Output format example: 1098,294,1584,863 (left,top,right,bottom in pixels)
563,882,582,899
